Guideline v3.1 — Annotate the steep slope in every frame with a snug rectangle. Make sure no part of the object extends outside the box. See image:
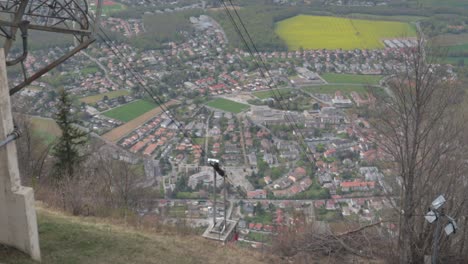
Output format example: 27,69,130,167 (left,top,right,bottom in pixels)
0,207,271,264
